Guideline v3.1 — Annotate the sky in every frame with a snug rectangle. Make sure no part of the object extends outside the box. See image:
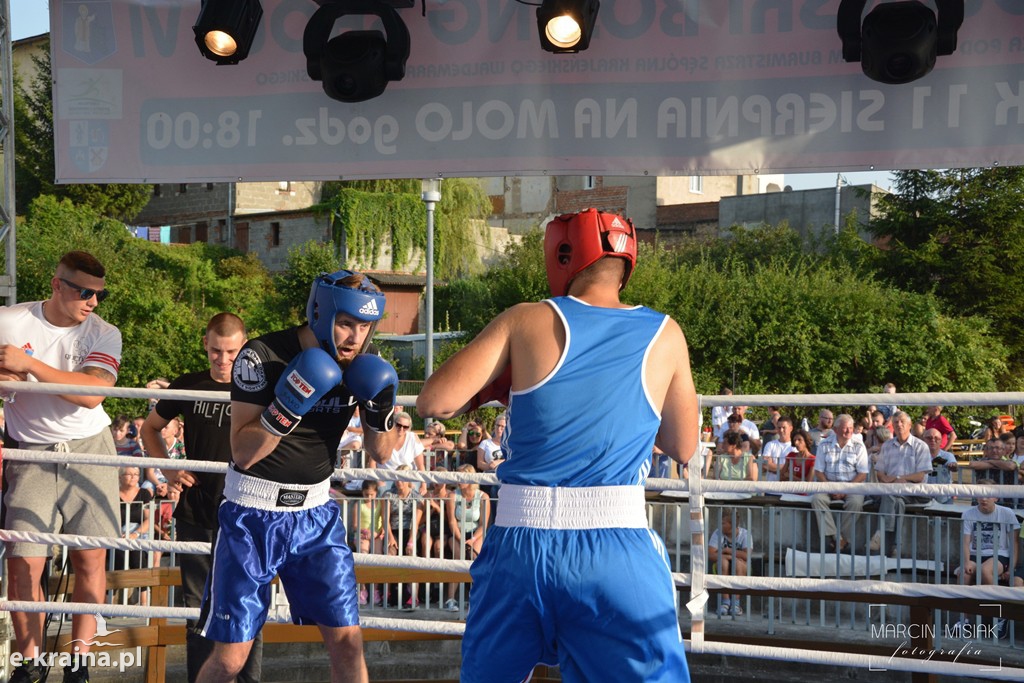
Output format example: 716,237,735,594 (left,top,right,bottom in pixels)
8,1,894,191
